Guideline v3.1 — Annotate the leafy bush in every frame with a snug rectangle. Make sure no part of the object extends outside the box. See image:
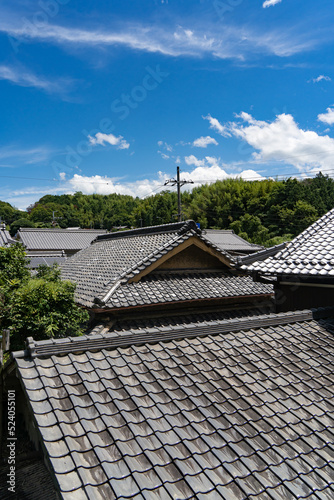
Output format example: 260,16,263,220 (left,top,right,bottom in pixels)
0,244,89,351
